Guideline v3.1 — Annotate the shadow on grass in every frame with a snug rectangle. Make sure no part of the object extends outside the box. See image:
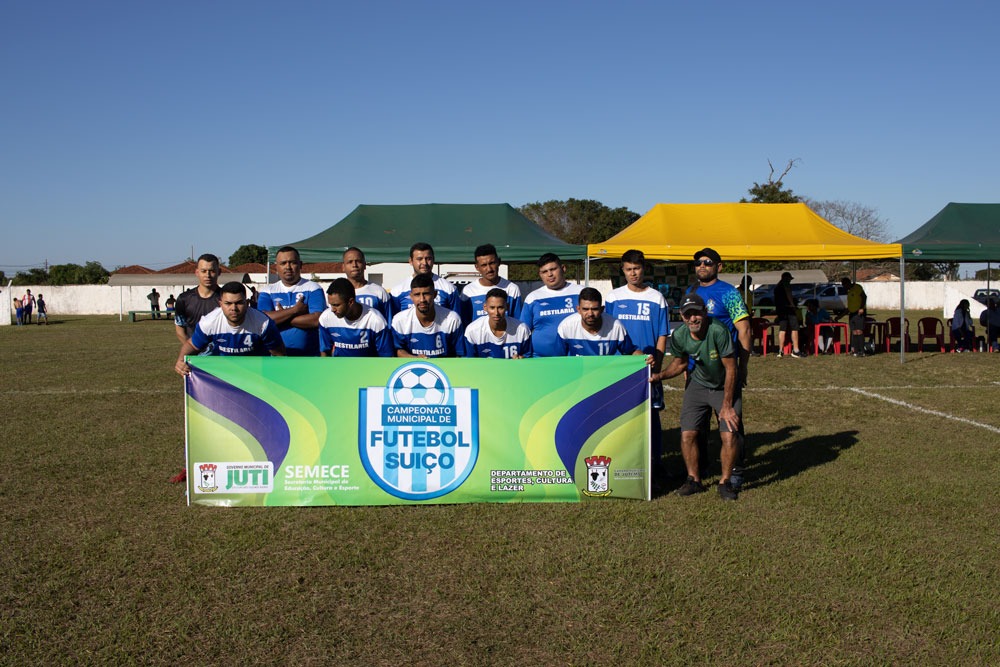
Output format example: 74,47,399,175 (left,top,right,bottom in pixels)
653,424,859,495
746,428,859,490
